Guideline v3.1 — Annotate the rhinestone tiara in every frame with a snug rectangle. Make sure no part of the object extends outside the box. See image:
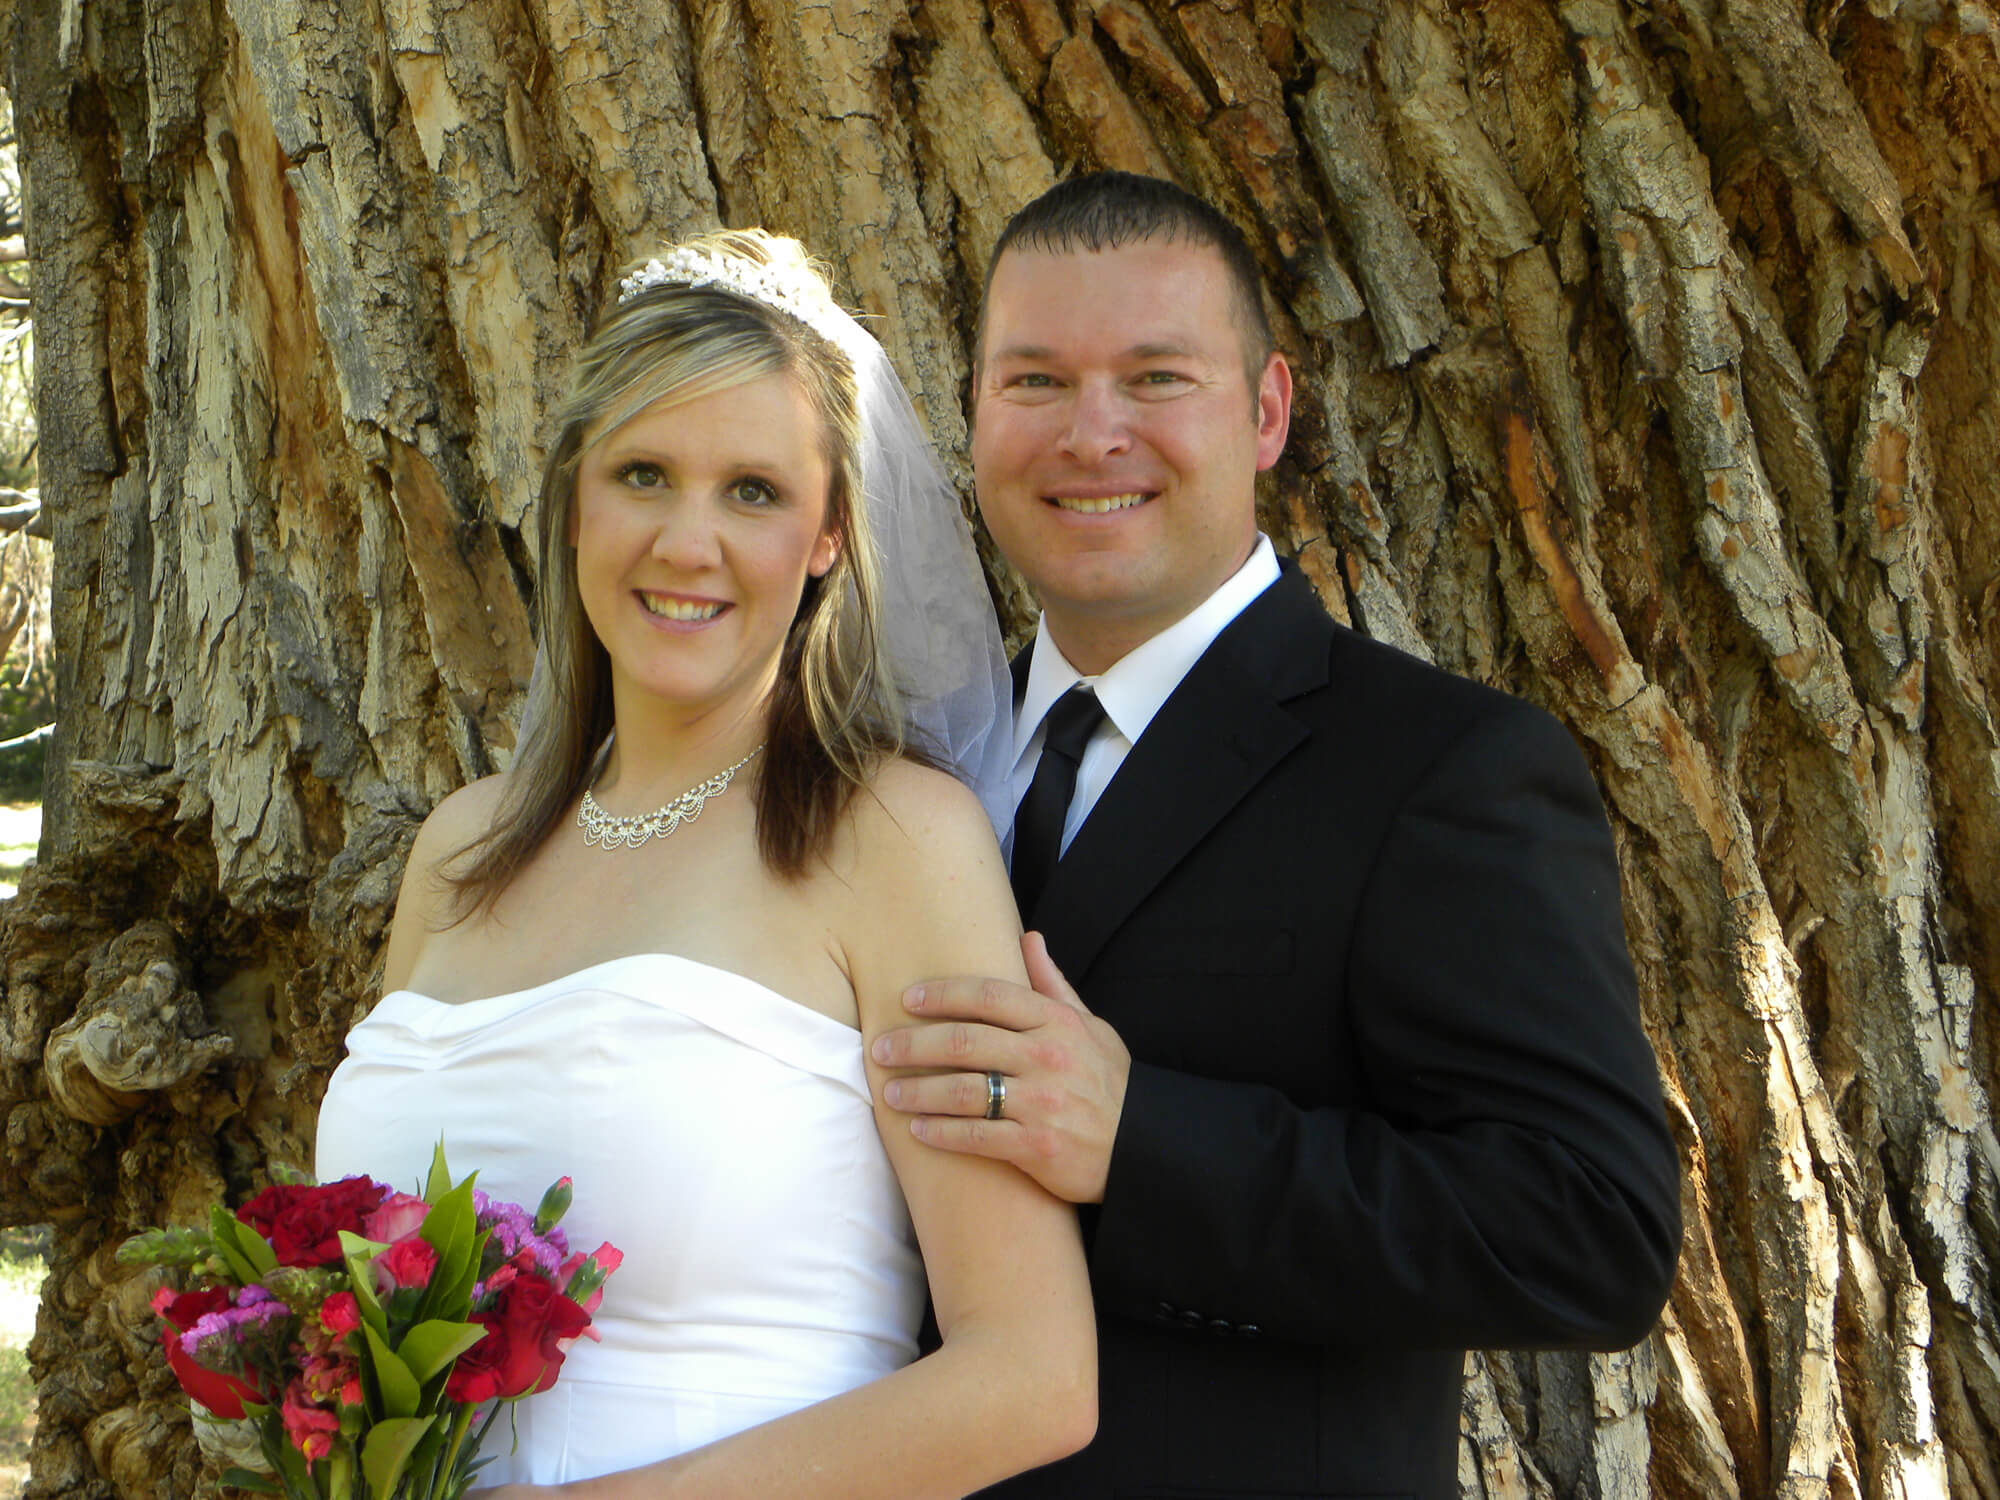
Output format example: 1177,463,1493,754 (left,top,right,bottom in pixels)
617,247,852,349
